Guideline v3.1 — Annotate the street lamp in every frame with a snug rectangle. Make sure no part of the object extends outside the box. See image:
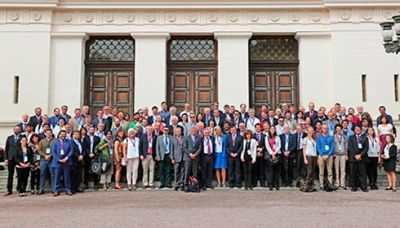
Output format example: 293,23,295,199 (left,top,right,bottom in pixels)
380,14,400,54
